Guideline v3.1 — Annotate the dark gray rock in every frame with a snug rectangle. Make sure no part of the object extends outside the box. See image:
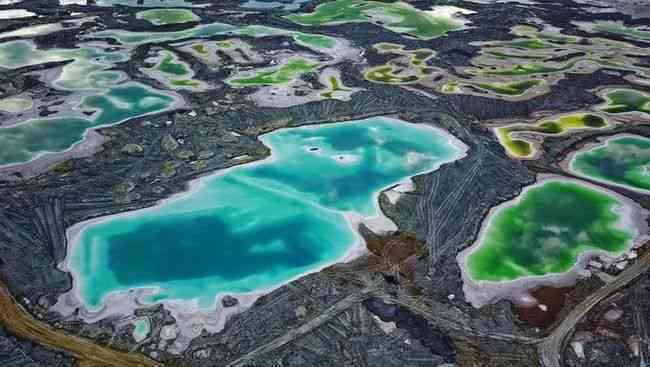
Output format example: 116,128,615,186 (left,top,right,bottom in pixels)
221,295,239,308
